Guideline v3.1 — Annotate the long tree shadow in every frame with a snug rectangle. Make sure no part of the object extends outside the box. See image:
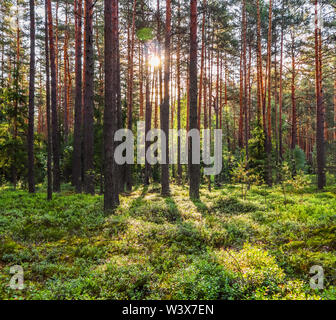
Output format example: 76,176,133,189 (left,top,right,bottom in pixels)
191,197,209,215
164,197,182,223
128,185,149,212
